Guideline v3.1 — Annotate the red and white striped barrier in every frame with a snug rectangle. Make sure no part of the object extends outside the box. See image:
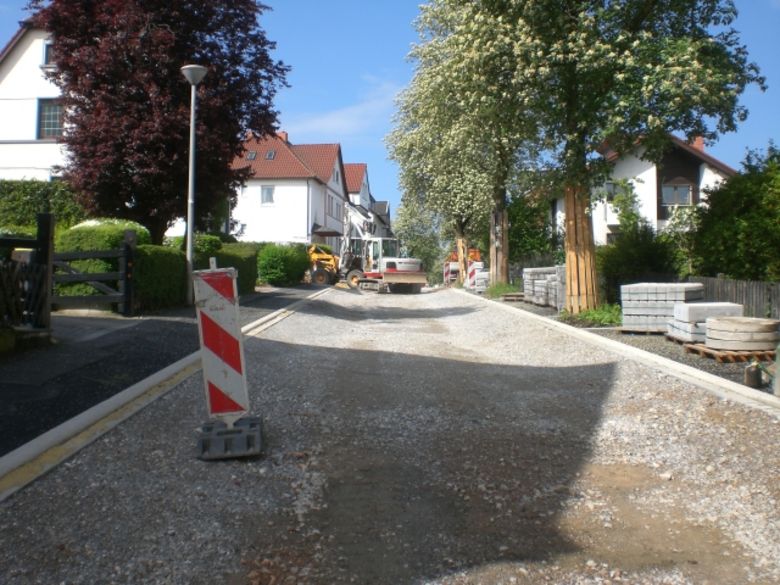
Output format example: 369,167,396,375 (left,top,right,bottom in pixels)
465,261,484,288
193,268,249,425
